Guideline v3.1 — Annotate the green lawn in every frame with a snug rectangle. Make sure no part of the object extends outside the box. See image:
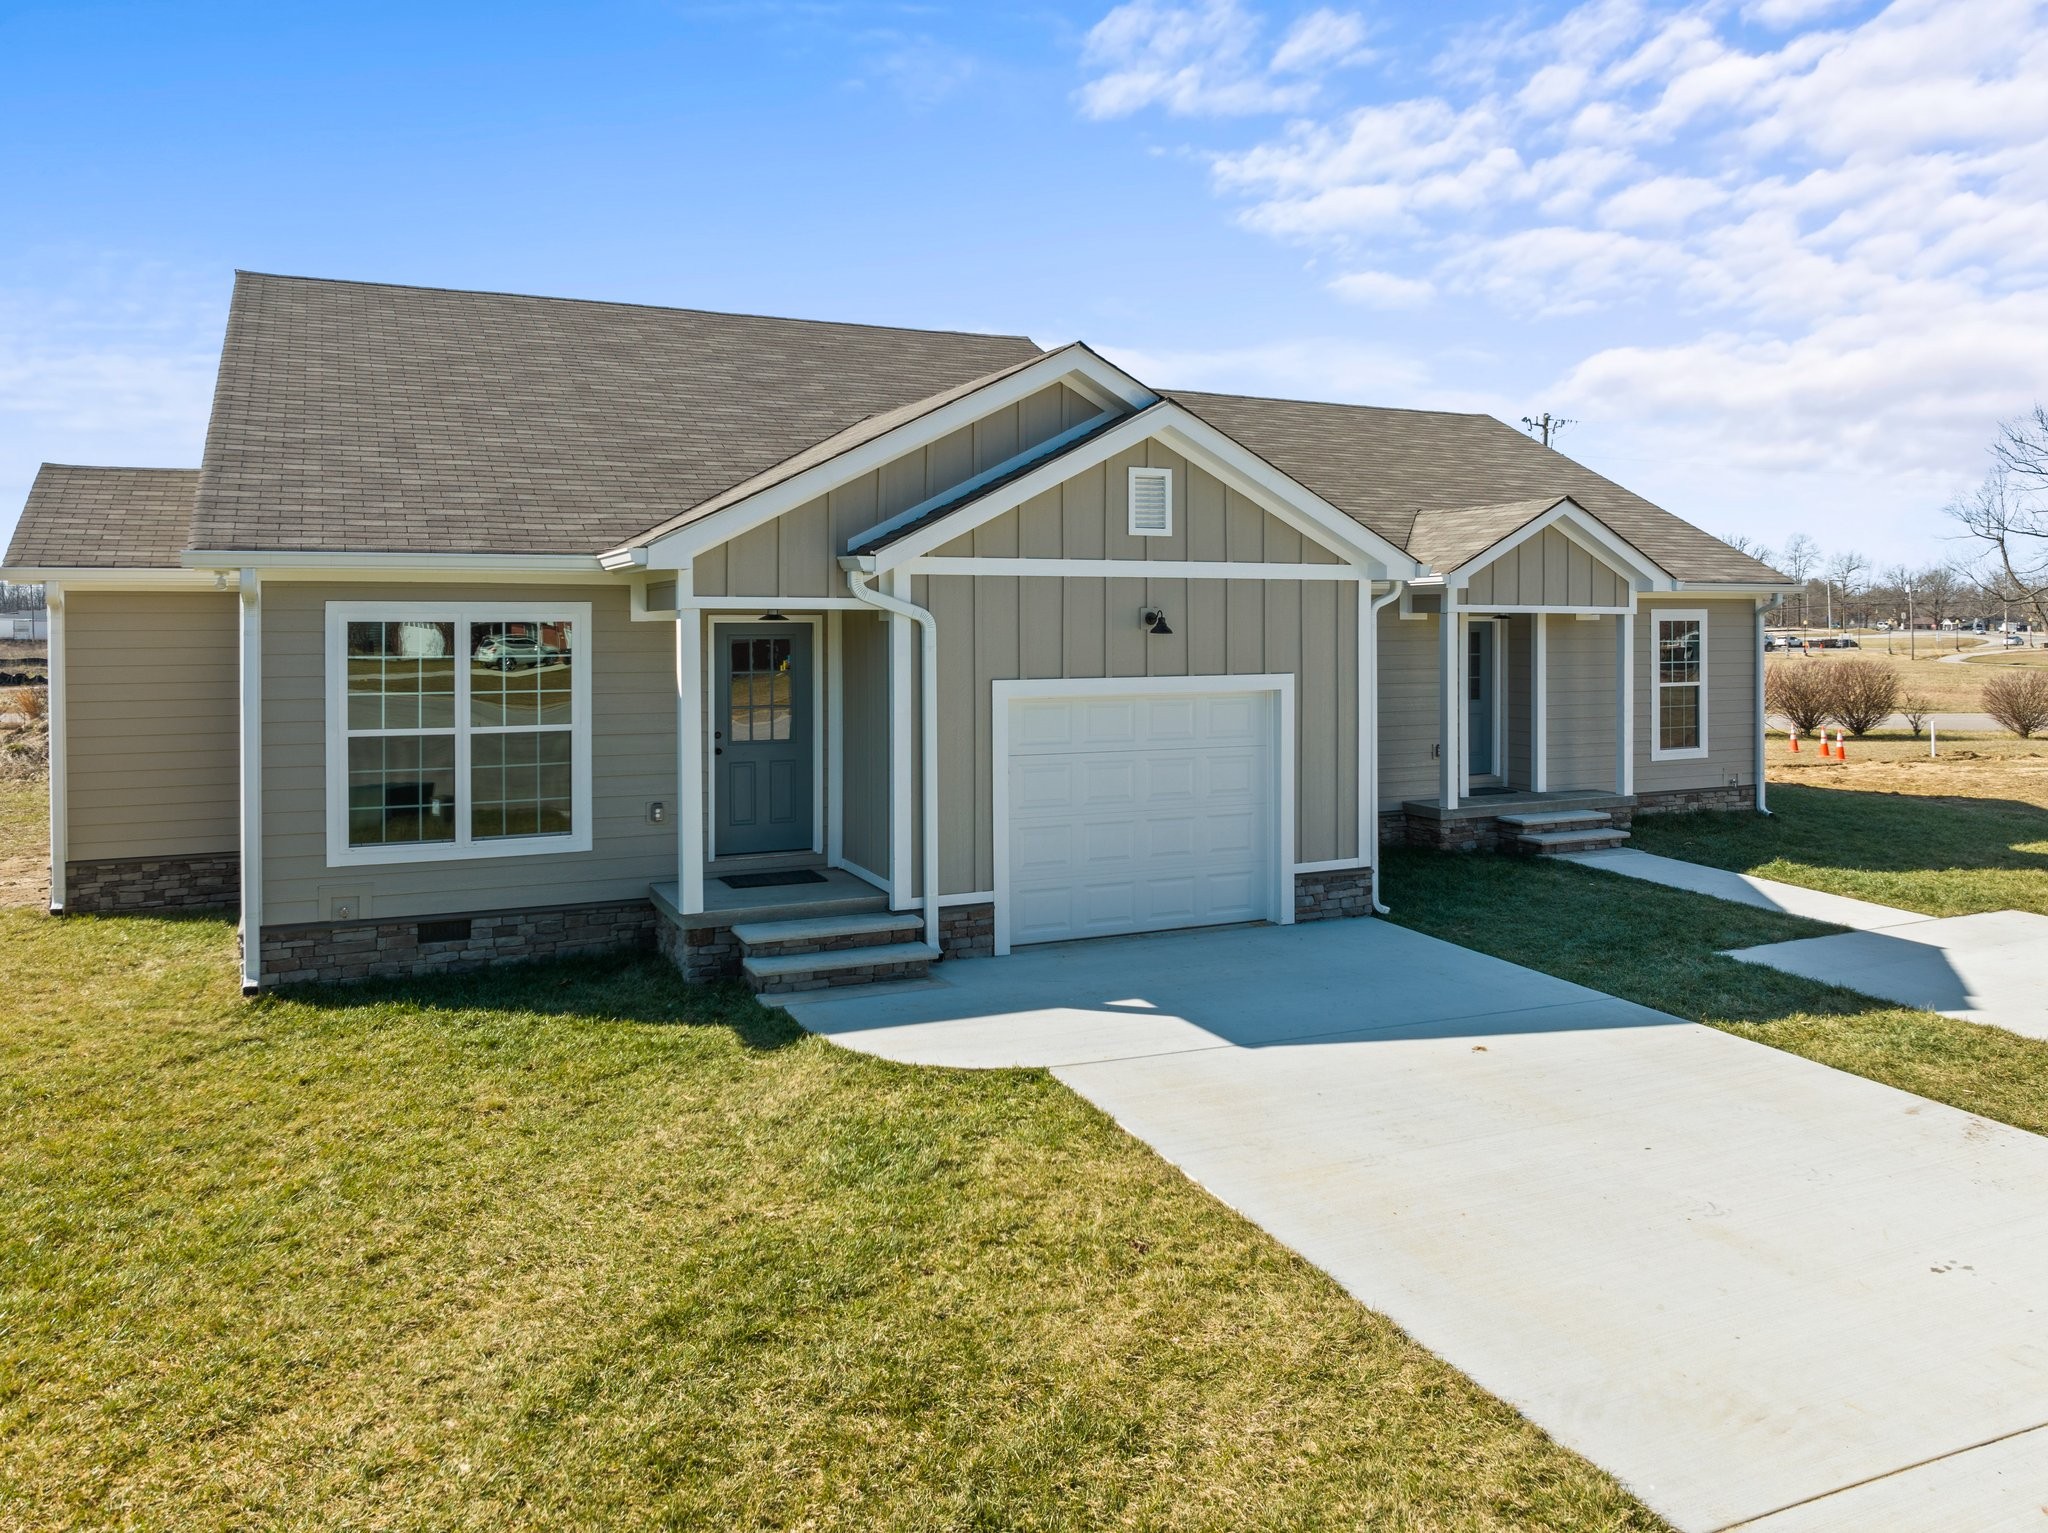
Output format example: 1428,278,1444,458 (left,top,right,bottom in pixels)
1380,845,2048,1139
0,903,1658,1531
1626,782,2048,918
